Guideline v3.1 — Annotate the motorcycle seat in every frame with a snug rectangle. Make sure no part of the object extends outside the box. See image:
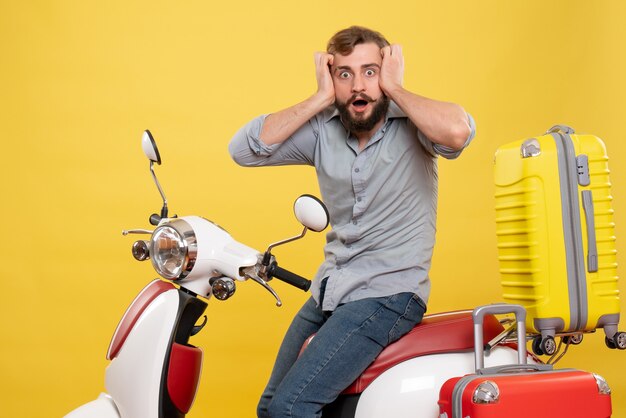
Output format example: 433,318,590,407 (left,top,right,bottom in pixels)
300,309,505,395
